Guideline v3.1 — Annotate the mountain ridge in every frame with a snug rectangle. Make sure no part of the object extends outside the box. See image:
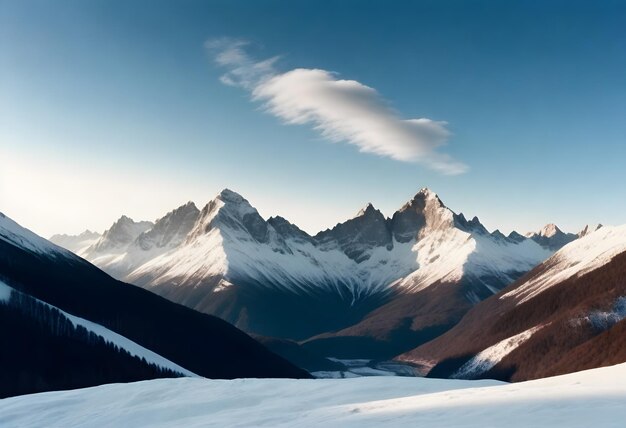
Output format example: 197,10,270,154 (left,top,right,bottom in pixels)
49,188,564,357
